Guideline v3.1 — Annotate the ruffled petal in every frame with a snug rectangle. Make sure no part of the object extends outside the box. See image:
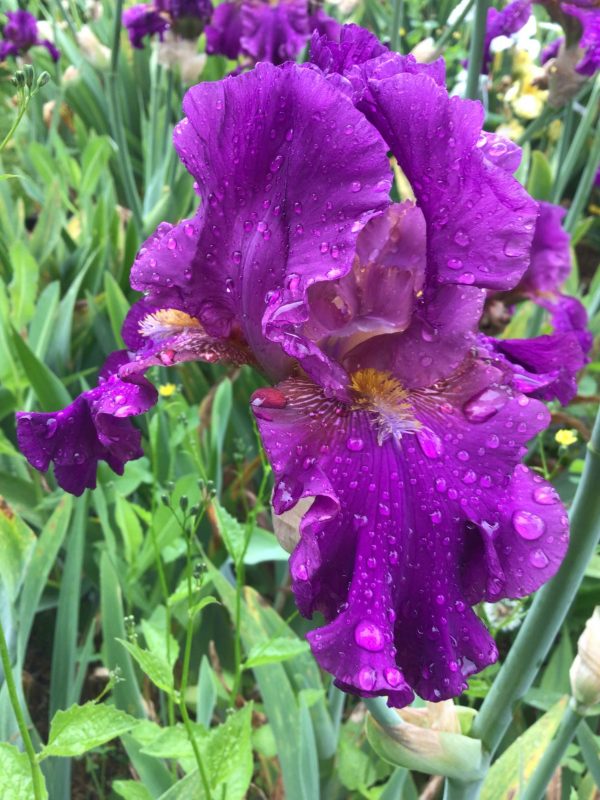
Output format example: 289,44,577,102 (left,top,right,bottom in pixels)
122,4,169,48
517,201,571,295
205,1,244,59
251,359,567,705
16,353,158,496
240,0,309,65
482,0,532,73
360,70,538,291
172,61,392,390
